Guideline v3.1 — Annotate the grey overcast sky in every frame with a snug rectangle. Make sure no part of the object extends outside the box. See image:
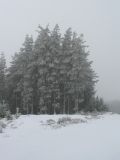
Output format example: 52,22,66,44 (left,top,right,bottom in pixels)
0,0,120,101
